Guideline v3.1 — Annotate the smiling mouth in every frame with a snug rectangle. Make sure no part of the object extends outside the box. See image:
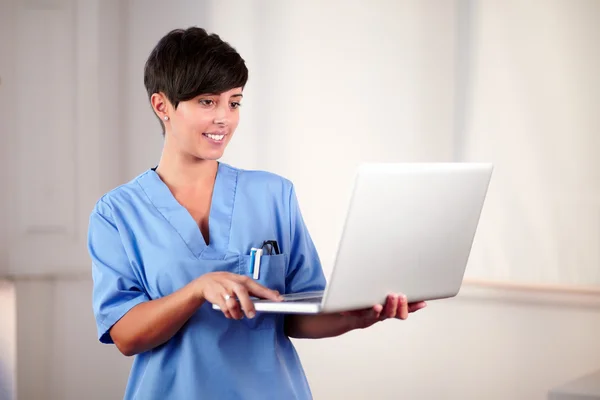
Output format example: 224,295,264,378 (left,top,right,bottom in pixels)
203,133,226,142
